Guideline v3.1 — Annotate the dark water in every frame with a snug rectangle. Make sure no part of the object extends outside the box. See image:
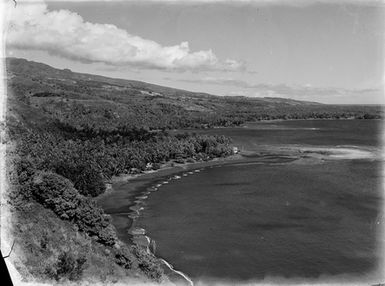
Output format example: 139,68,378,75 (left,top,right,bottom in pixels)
174,119,383,149
136,120,384,282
